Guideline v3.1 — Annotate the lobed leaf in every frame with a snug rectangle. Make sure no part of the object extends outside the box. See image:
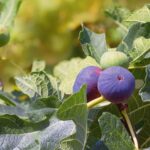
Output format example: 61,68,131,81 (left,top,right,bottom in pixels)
57,86,88,150
98,112,135,150
79,25,108,63
125,5,150,23
117,22,150,65
15,71,59,99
